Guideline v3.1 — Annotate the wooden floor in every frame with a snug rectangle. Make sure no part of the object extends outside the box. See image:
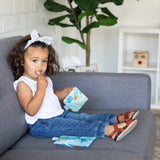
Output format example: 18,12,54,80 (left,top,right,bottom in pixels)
151,109,160,160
